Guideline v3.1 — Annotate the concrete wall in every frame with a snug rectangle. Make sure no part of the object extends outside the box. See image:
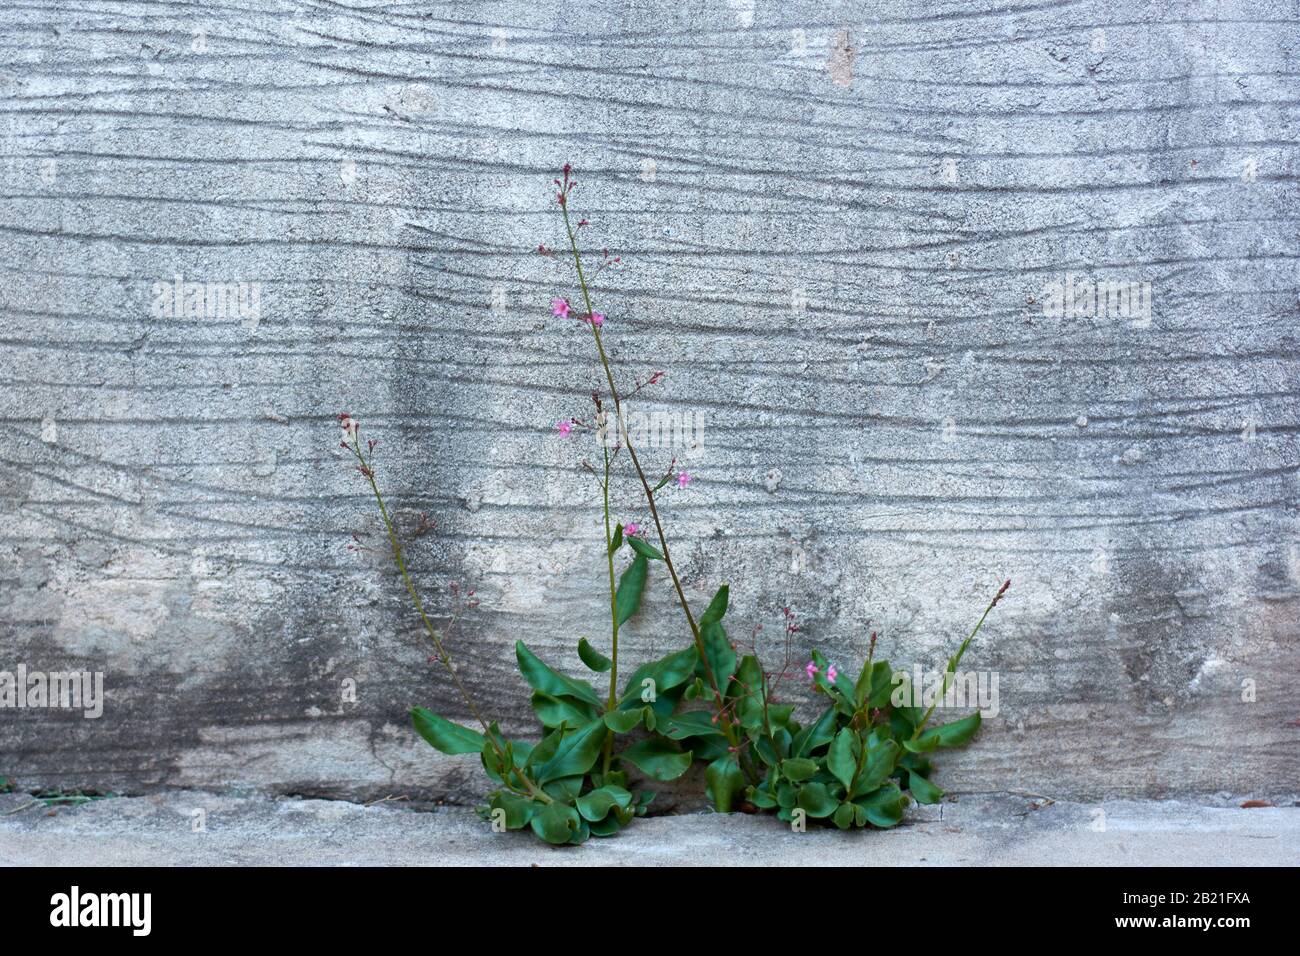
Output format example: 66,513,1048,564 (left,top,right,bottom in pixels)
1,0,1297,805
